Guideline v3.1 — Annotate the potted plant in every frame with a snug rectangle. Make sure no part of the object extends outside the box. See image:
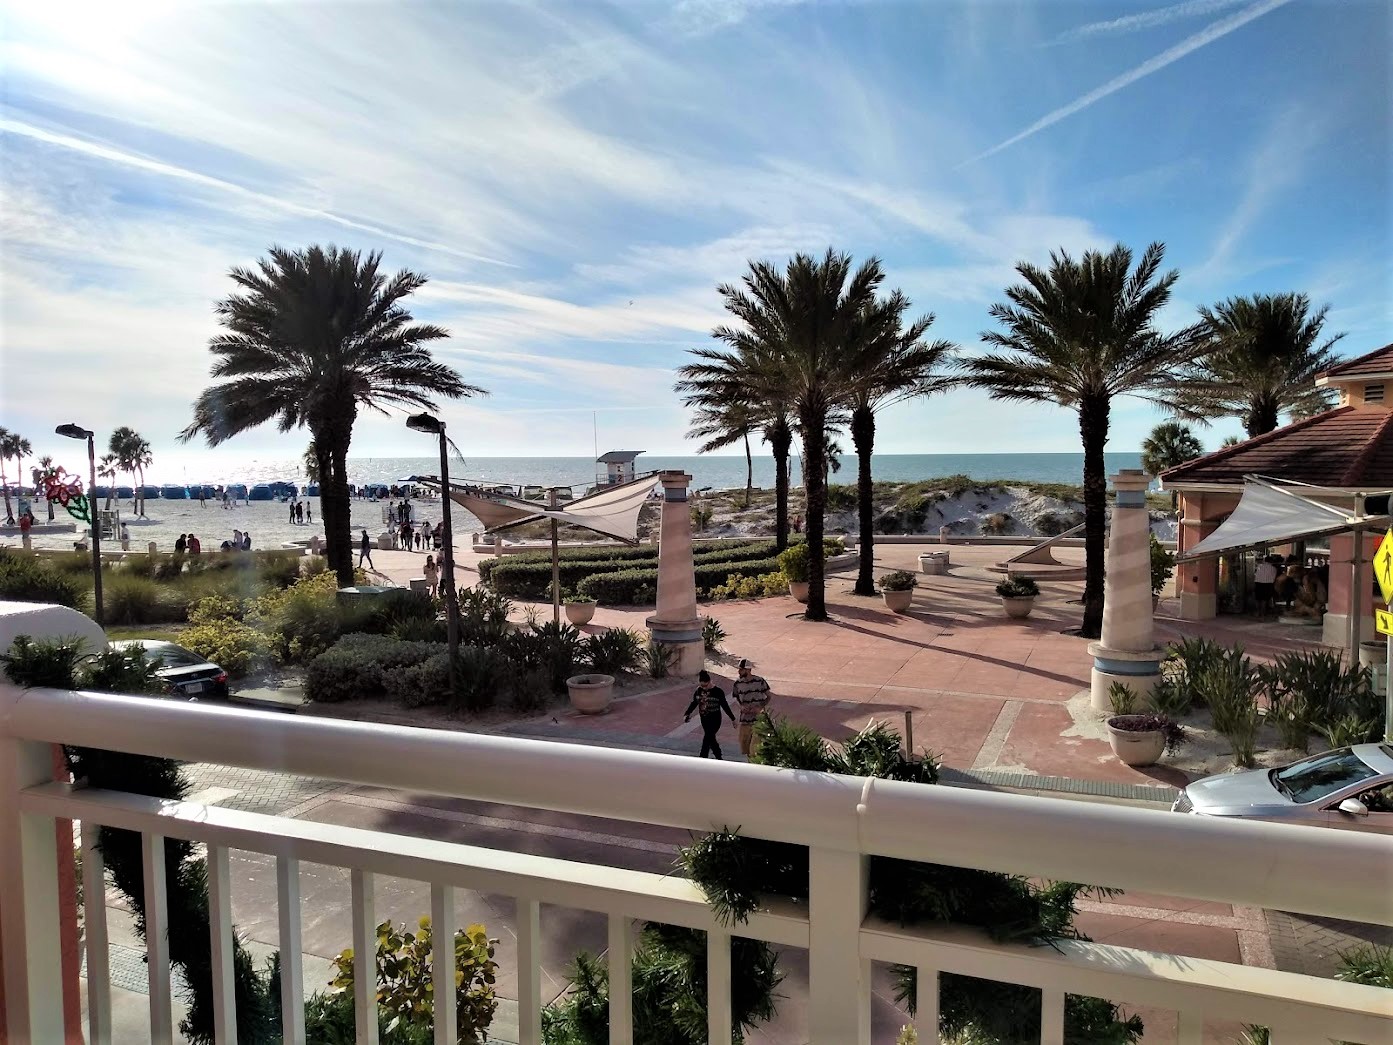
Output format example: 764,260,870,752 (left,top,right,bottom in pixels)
566,672,614,714
778,543,812,604
880,570,917,613
1104,682,1186,767
995,575,1039,618
565,597,596,626
1150,532,1175,609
